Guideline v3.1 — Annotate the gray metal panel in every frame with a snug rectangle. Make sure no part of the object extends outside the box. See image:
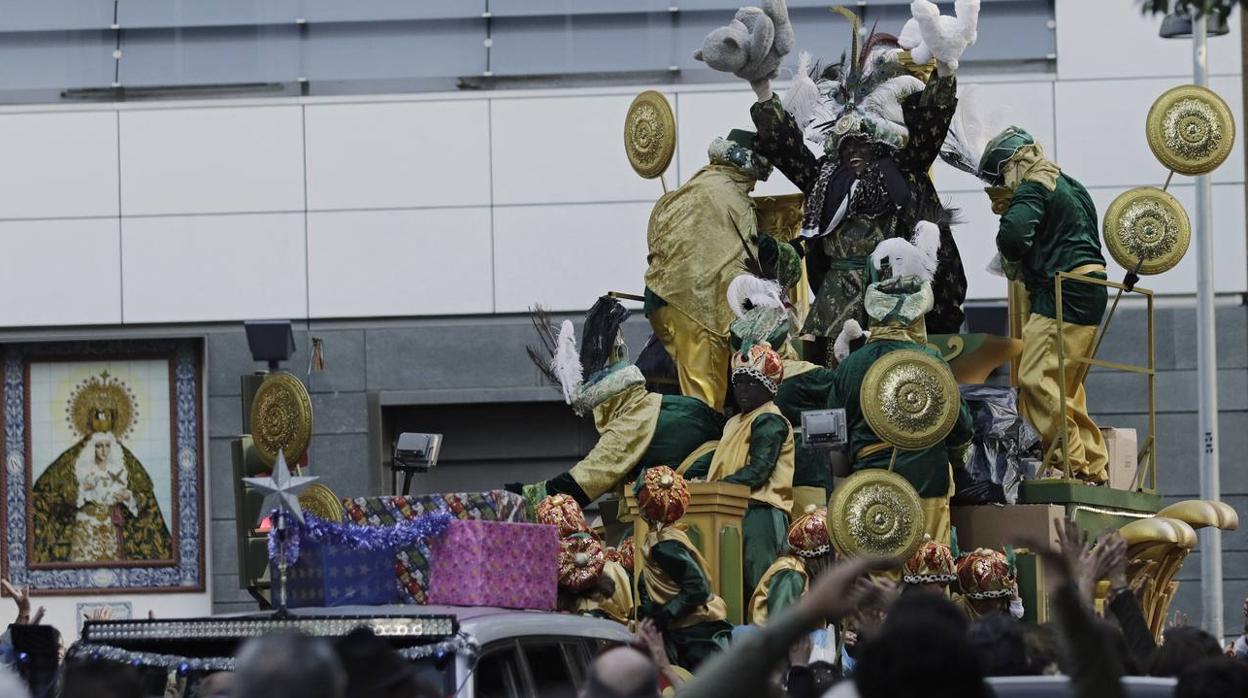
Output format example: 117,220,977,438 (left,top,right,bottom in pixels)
302,19,487,81
0,30,115,90
491,0,672,17
297,0,486,23
119,25,302,87
0,0,115,32
118,0,301,29
491,12,676,75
